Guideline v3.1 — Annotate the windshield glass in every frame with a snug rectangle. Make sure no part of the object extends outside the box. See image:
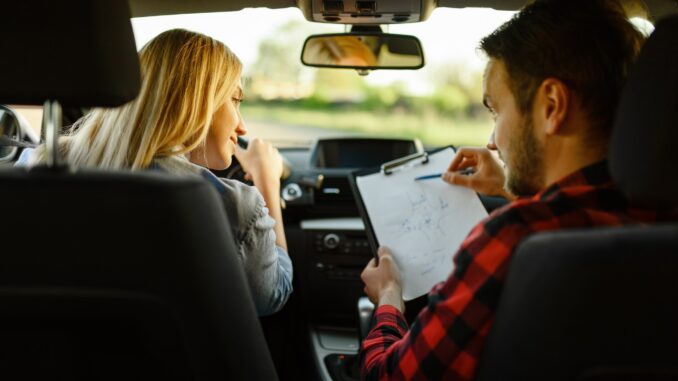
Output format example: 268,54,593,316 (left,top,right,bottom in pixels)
132,8,515,148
